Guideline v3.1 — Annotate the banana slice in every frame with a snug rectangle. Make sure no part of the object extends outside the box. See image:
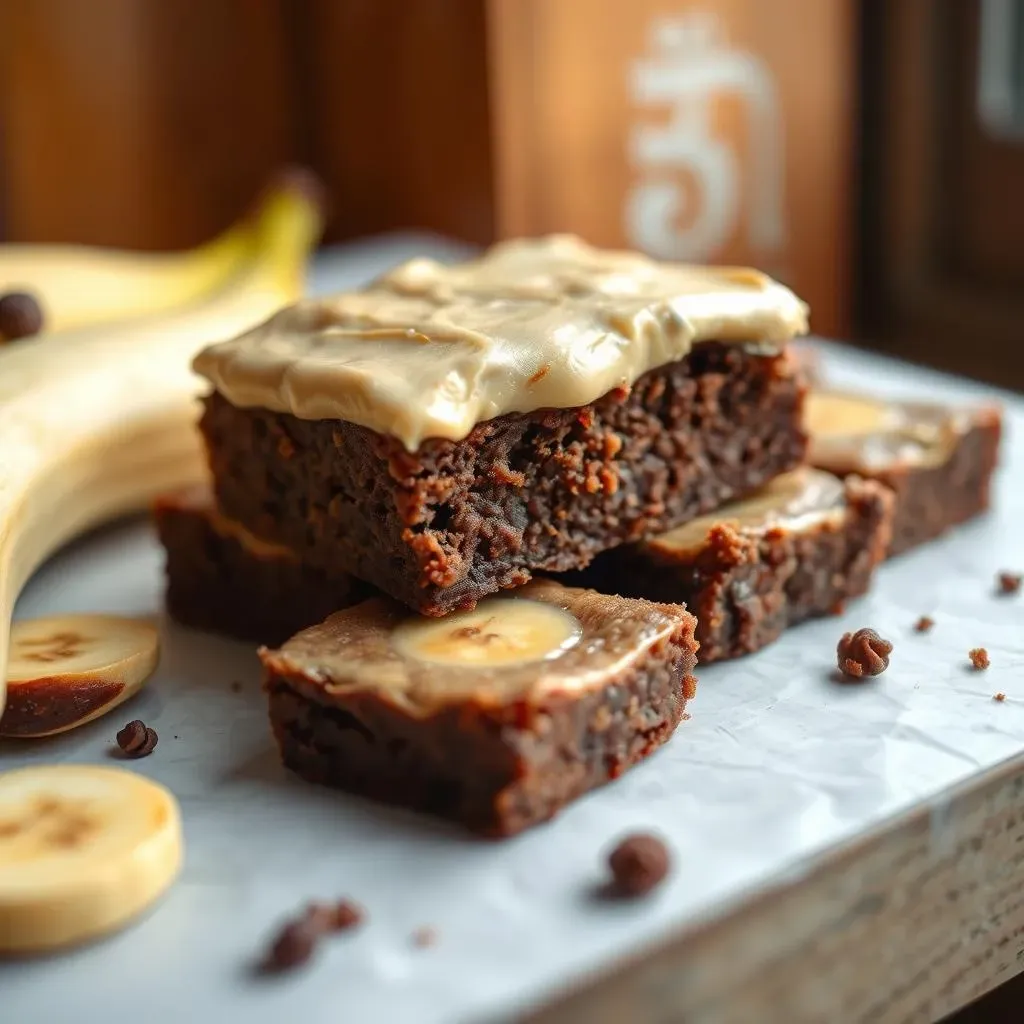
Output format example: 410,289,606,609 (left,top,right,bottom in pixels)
0,615,159,738
0,765,182,954
391,598,583,668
